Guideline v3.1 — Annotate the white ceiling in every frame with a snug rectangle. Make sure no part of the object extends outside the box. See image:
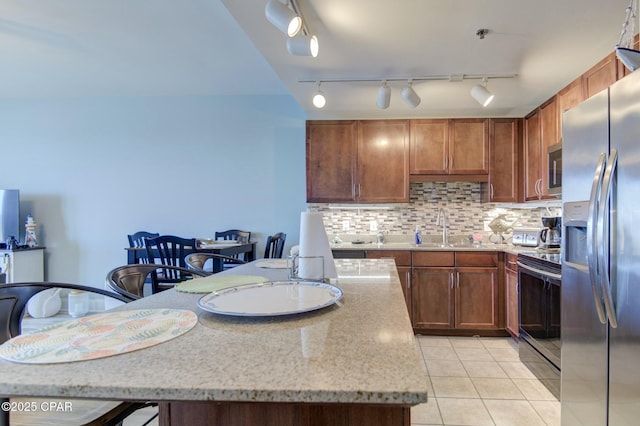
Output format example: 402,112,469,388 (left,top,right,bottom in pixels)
1,0,633,120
